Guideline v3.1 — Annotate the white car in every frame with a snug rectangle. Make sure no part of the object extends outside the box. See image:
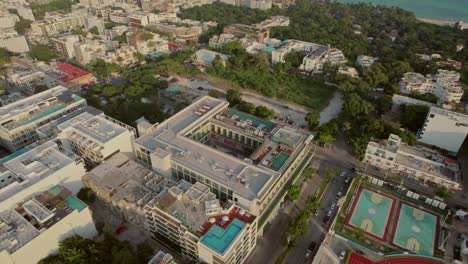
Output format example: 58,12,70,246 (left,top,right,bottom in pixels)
340,171,347,177
305,249,312,258
339,250,346,261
